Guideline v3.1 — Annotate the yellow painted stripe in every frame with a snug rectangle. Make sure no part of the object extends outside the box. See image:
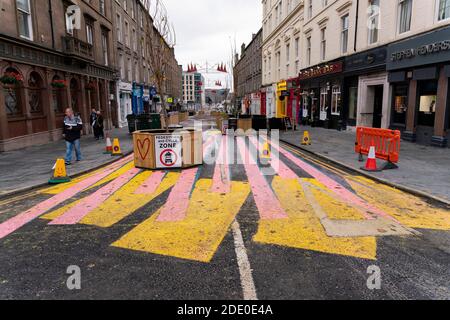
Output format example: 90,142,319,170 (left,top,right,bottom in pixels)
347,176,450,231
306,179,366,221
80,172,179,228
253,177,377,260
112,179,251,263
